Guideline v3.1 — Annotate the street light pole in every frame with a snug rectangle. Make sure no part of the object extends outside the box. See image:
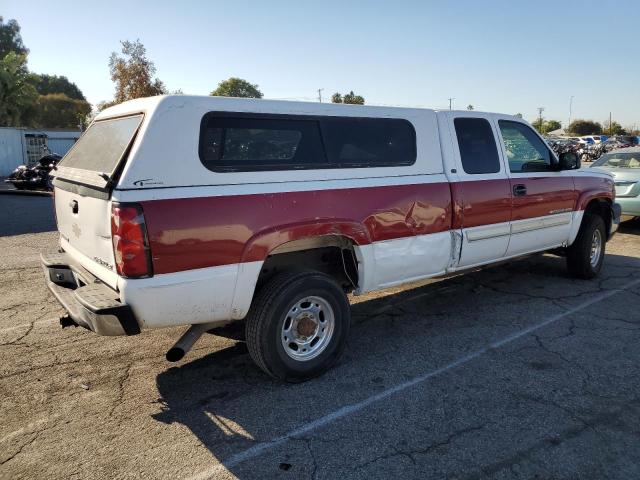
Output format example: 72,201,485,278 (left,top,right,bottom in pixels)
317,88,324,103
448,98,454,110
568,96,574,130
